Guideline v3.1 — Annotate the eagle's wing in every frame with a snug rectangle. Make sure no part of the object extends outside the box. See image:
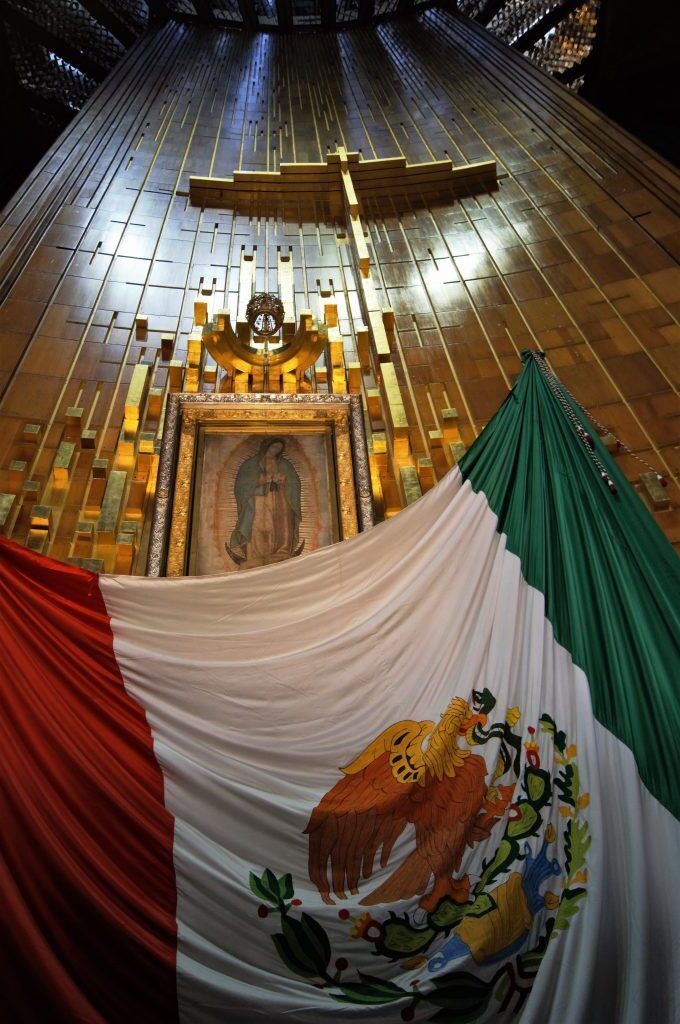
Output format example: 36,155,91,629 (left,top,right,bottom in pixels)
304,720,433,904
359,754,489,907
